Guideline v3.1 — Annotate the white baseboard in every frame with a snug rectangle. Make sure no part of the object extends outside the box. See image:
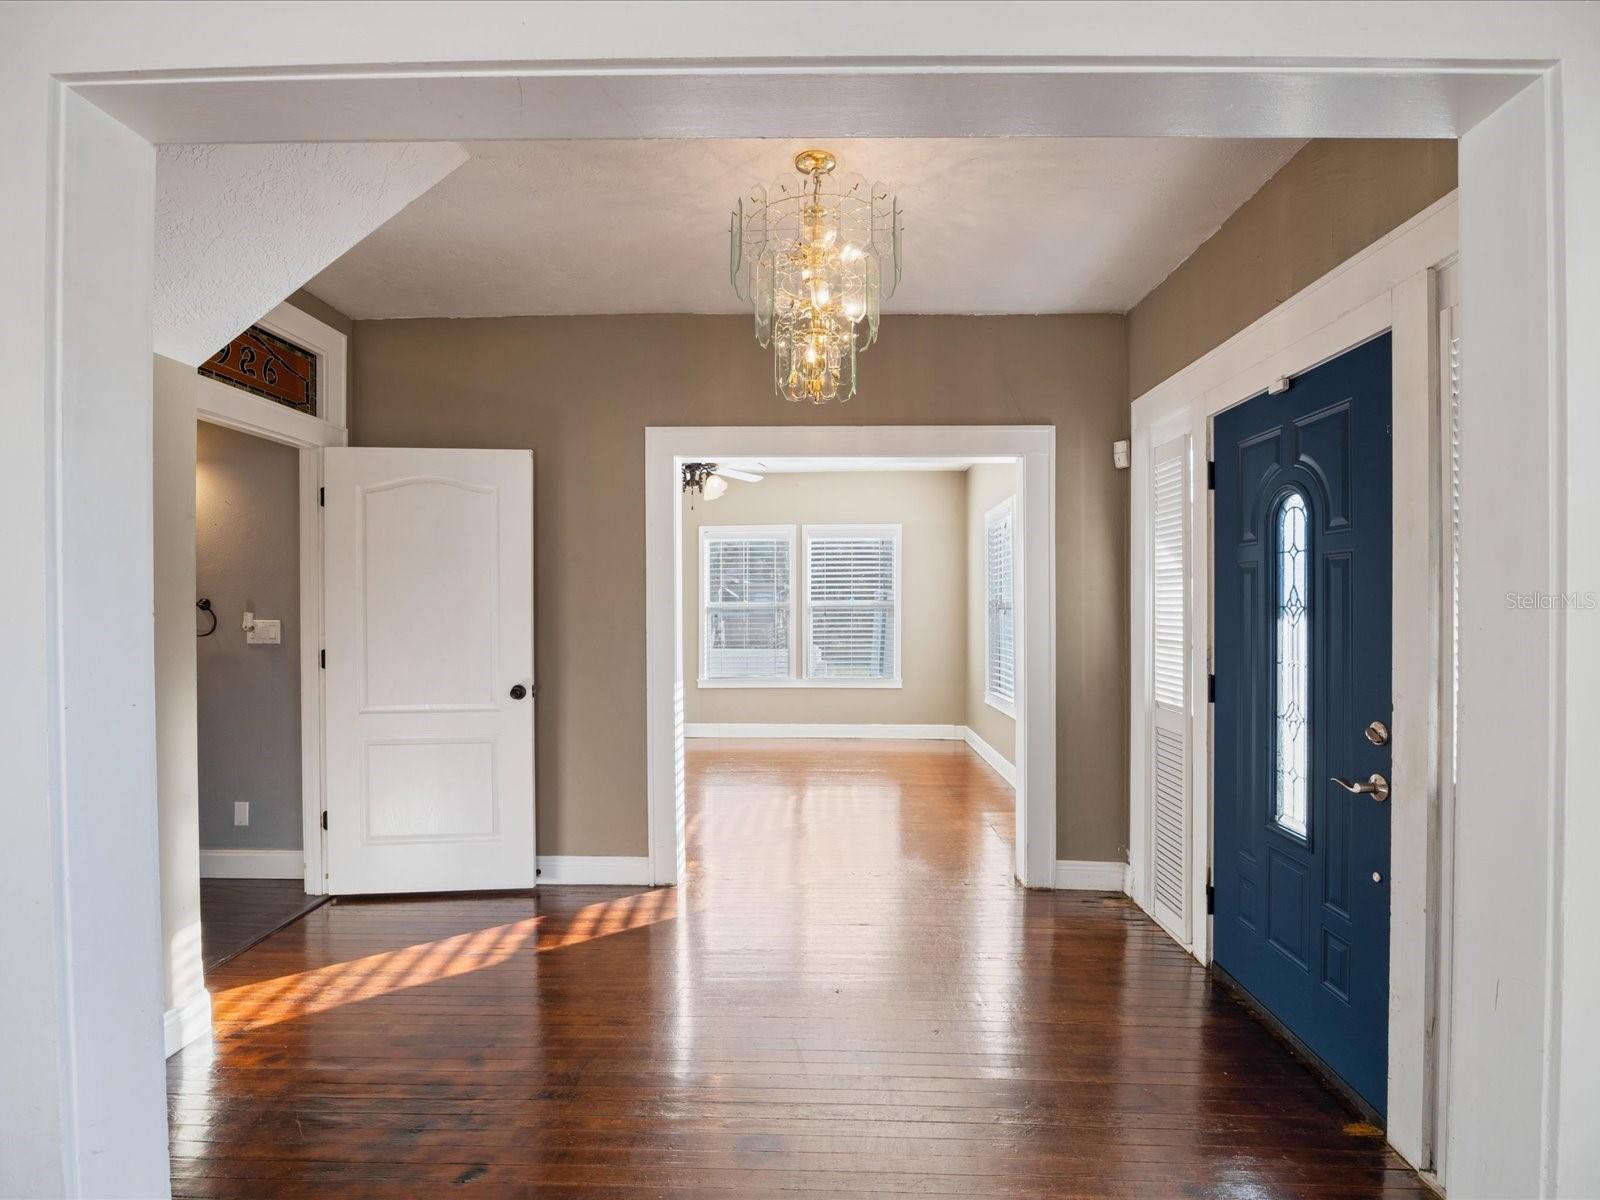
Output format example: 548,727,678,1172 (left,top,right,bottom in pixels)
164,988,212,1057
199,848,304,879
684,722,963,740
537,855,654,886
1054,859,1132,892
960,726,1017,786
